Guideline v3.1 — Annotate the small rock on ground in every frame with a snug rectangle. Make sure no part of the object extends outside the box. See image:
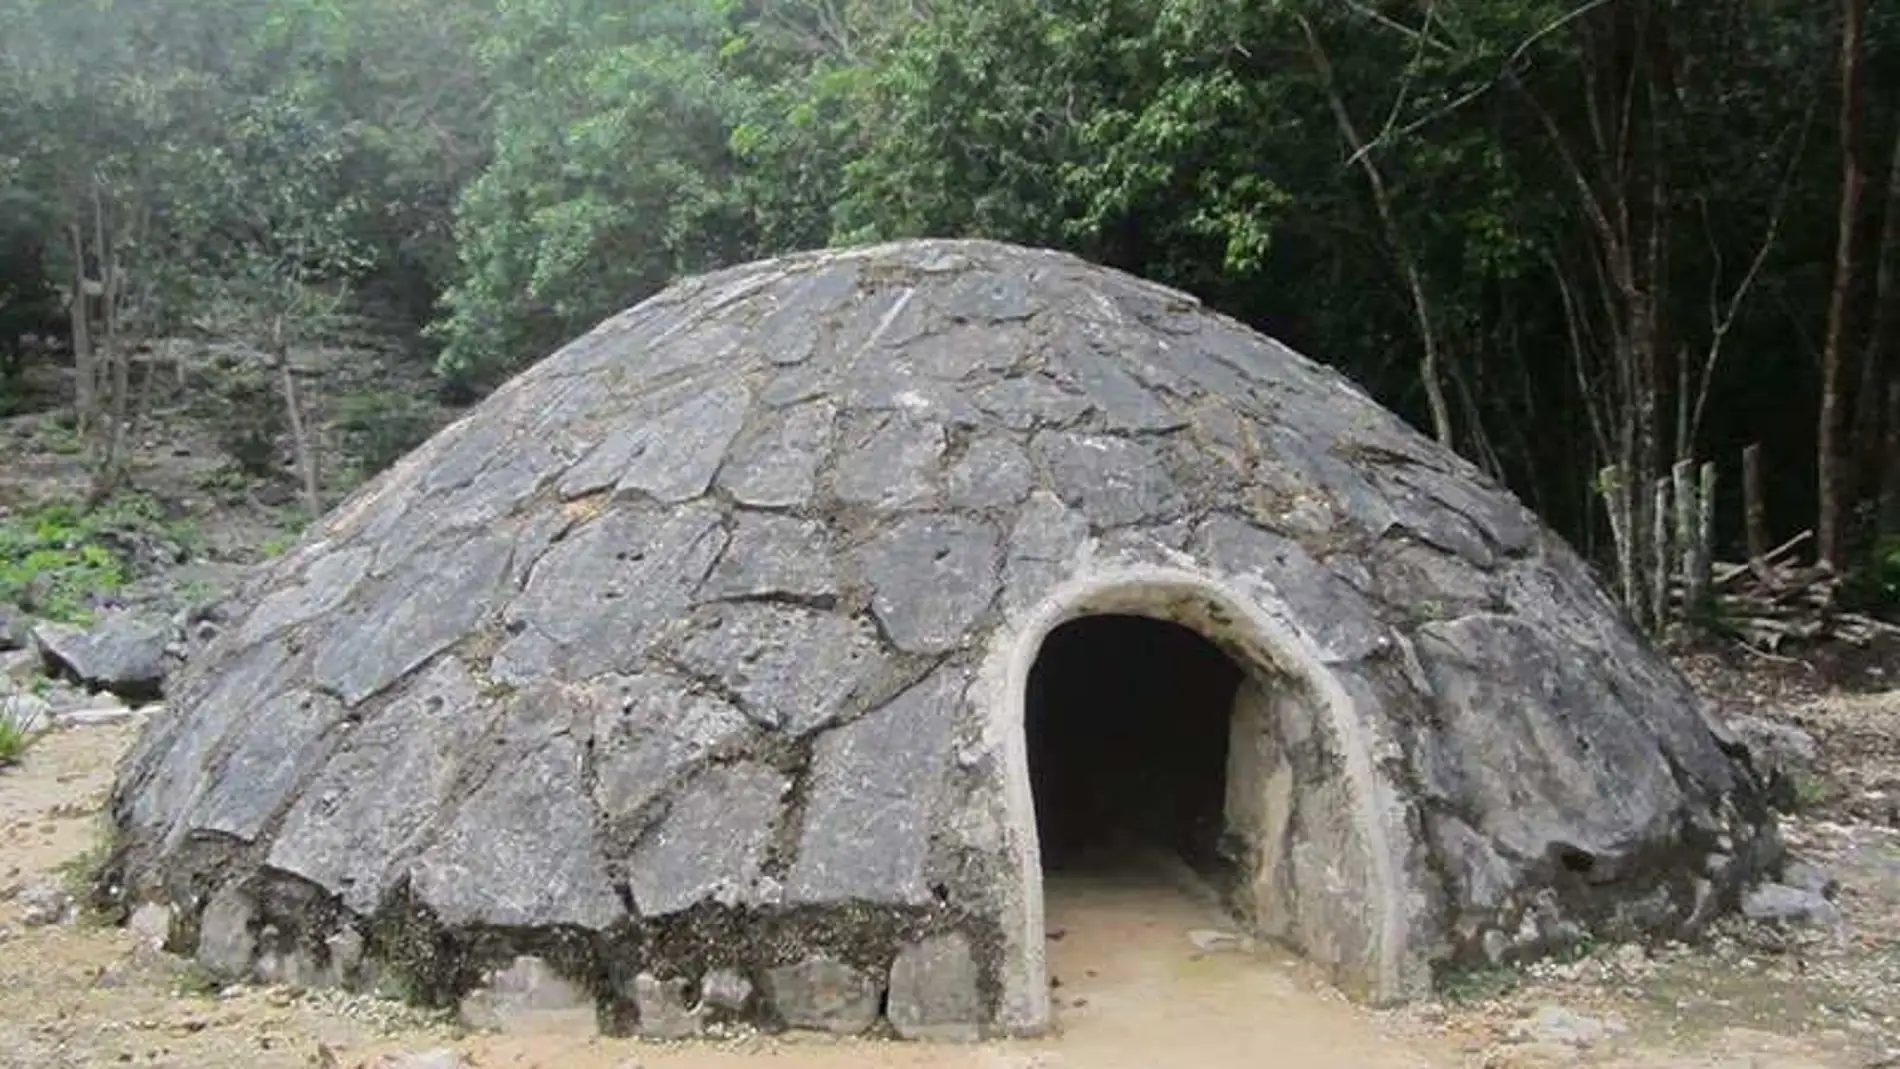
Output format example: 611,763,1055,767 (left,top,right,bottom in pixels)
1742,882,1841,928
1727,715,1821,811
1187,928,1254,953
371,1050,467,1069
1509,1005,1628,1049
15,879,74,927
